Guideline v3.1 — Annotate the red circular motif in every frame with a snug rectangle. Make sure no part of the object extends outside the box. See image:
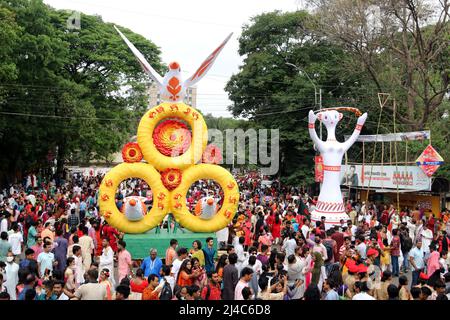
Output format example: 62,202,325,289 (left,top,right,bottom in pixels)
122,142,143,163
153,119,191,157
160,168,182,190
